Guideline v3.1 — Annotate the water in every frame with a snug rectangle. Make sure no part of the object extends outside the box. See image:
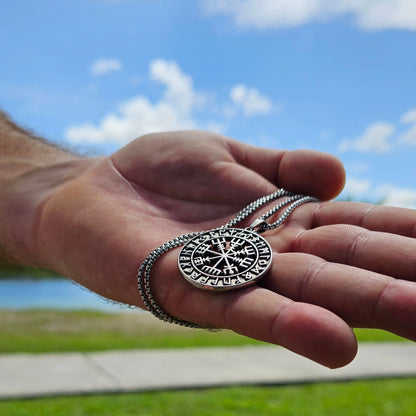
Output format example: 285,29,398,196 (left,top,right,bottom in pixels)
0,277,140,312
